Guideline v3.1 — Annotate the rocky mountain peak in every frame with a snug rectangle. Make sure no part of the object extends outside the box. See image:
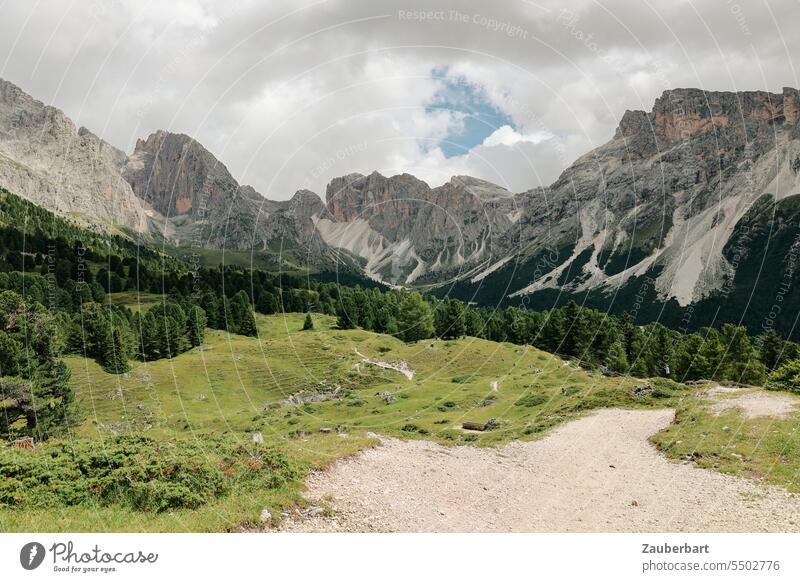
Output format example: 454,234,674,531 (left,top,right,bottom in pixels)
124,130,246,219
446,175,514,200
0,77,147,231
289,188,325,218
615,87,800,147
782,87,800,124
614,109,651,139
